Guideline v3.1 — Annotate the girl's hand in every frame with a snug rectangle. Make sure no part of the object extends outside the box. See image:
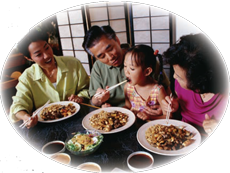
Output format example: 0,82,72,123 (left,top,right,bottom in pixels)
161,96,179,113
143,105,162,116
68,94,84,103
203,114,218,135
137,111,150,121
